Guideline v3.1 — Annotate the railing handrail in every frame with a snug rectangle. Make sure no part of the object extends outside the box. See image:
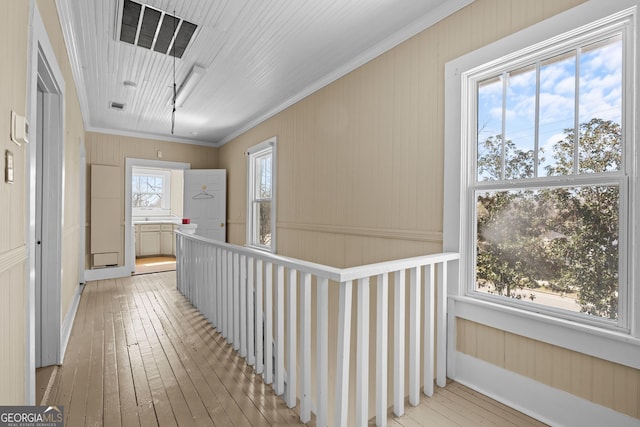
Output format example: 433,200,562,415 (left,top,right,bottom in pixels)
176,230,459,282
